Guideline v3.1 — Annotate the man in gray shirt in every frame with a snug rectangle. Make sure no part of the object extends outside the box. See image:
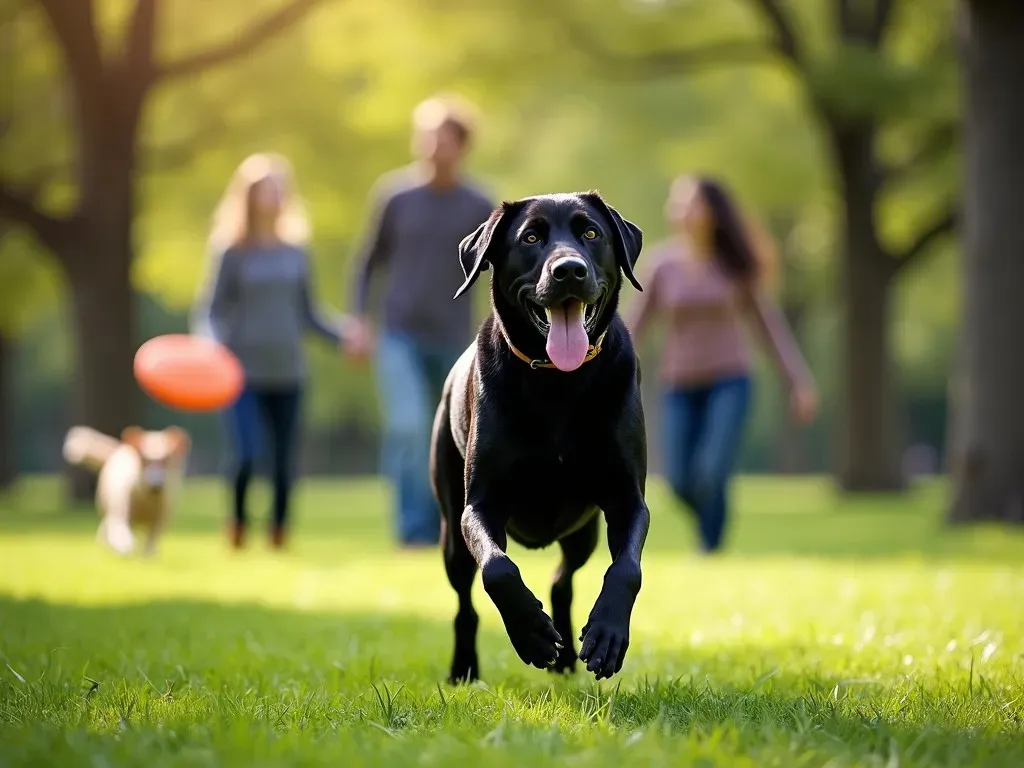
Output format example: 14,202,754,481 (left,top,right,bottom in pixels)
348,95,494,548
